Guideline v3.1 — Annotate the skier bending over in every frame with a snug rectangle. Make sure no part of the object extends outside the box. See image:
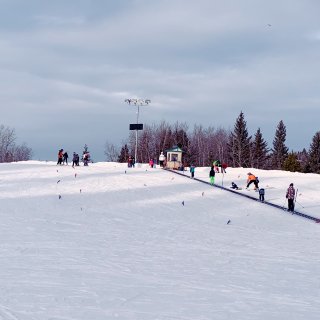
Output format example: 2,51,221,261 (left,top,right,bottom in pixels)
246,172,259,190
286,183,295,212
